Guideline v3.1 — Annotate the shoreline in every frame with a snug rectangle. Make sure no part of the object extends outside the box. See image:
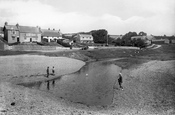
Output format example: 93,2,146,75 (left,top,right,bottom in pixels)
0,45,175,115
1,59,175,115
